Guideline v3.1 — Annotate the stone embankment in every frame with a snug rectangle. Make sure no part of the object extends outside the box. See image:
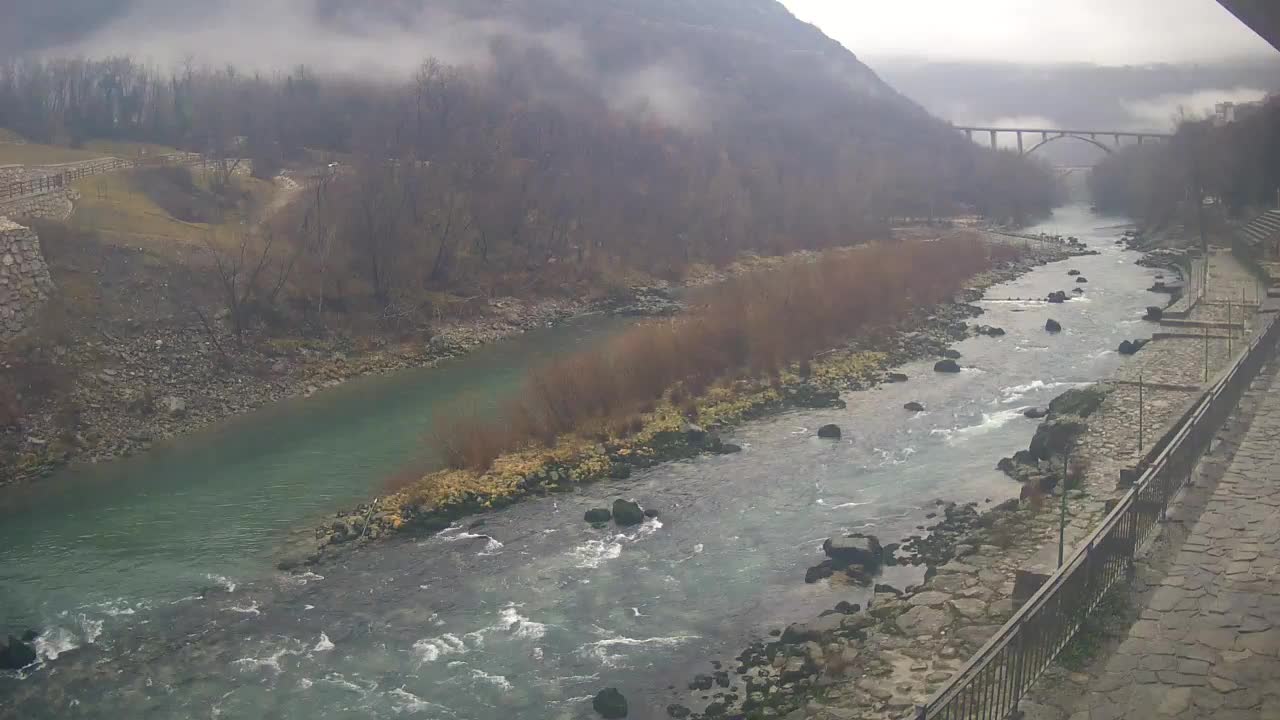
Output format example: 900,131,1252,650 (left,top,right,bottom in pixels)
0,190,76,221
1,293,589,485
657,243,1267,720
0,218,53,343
